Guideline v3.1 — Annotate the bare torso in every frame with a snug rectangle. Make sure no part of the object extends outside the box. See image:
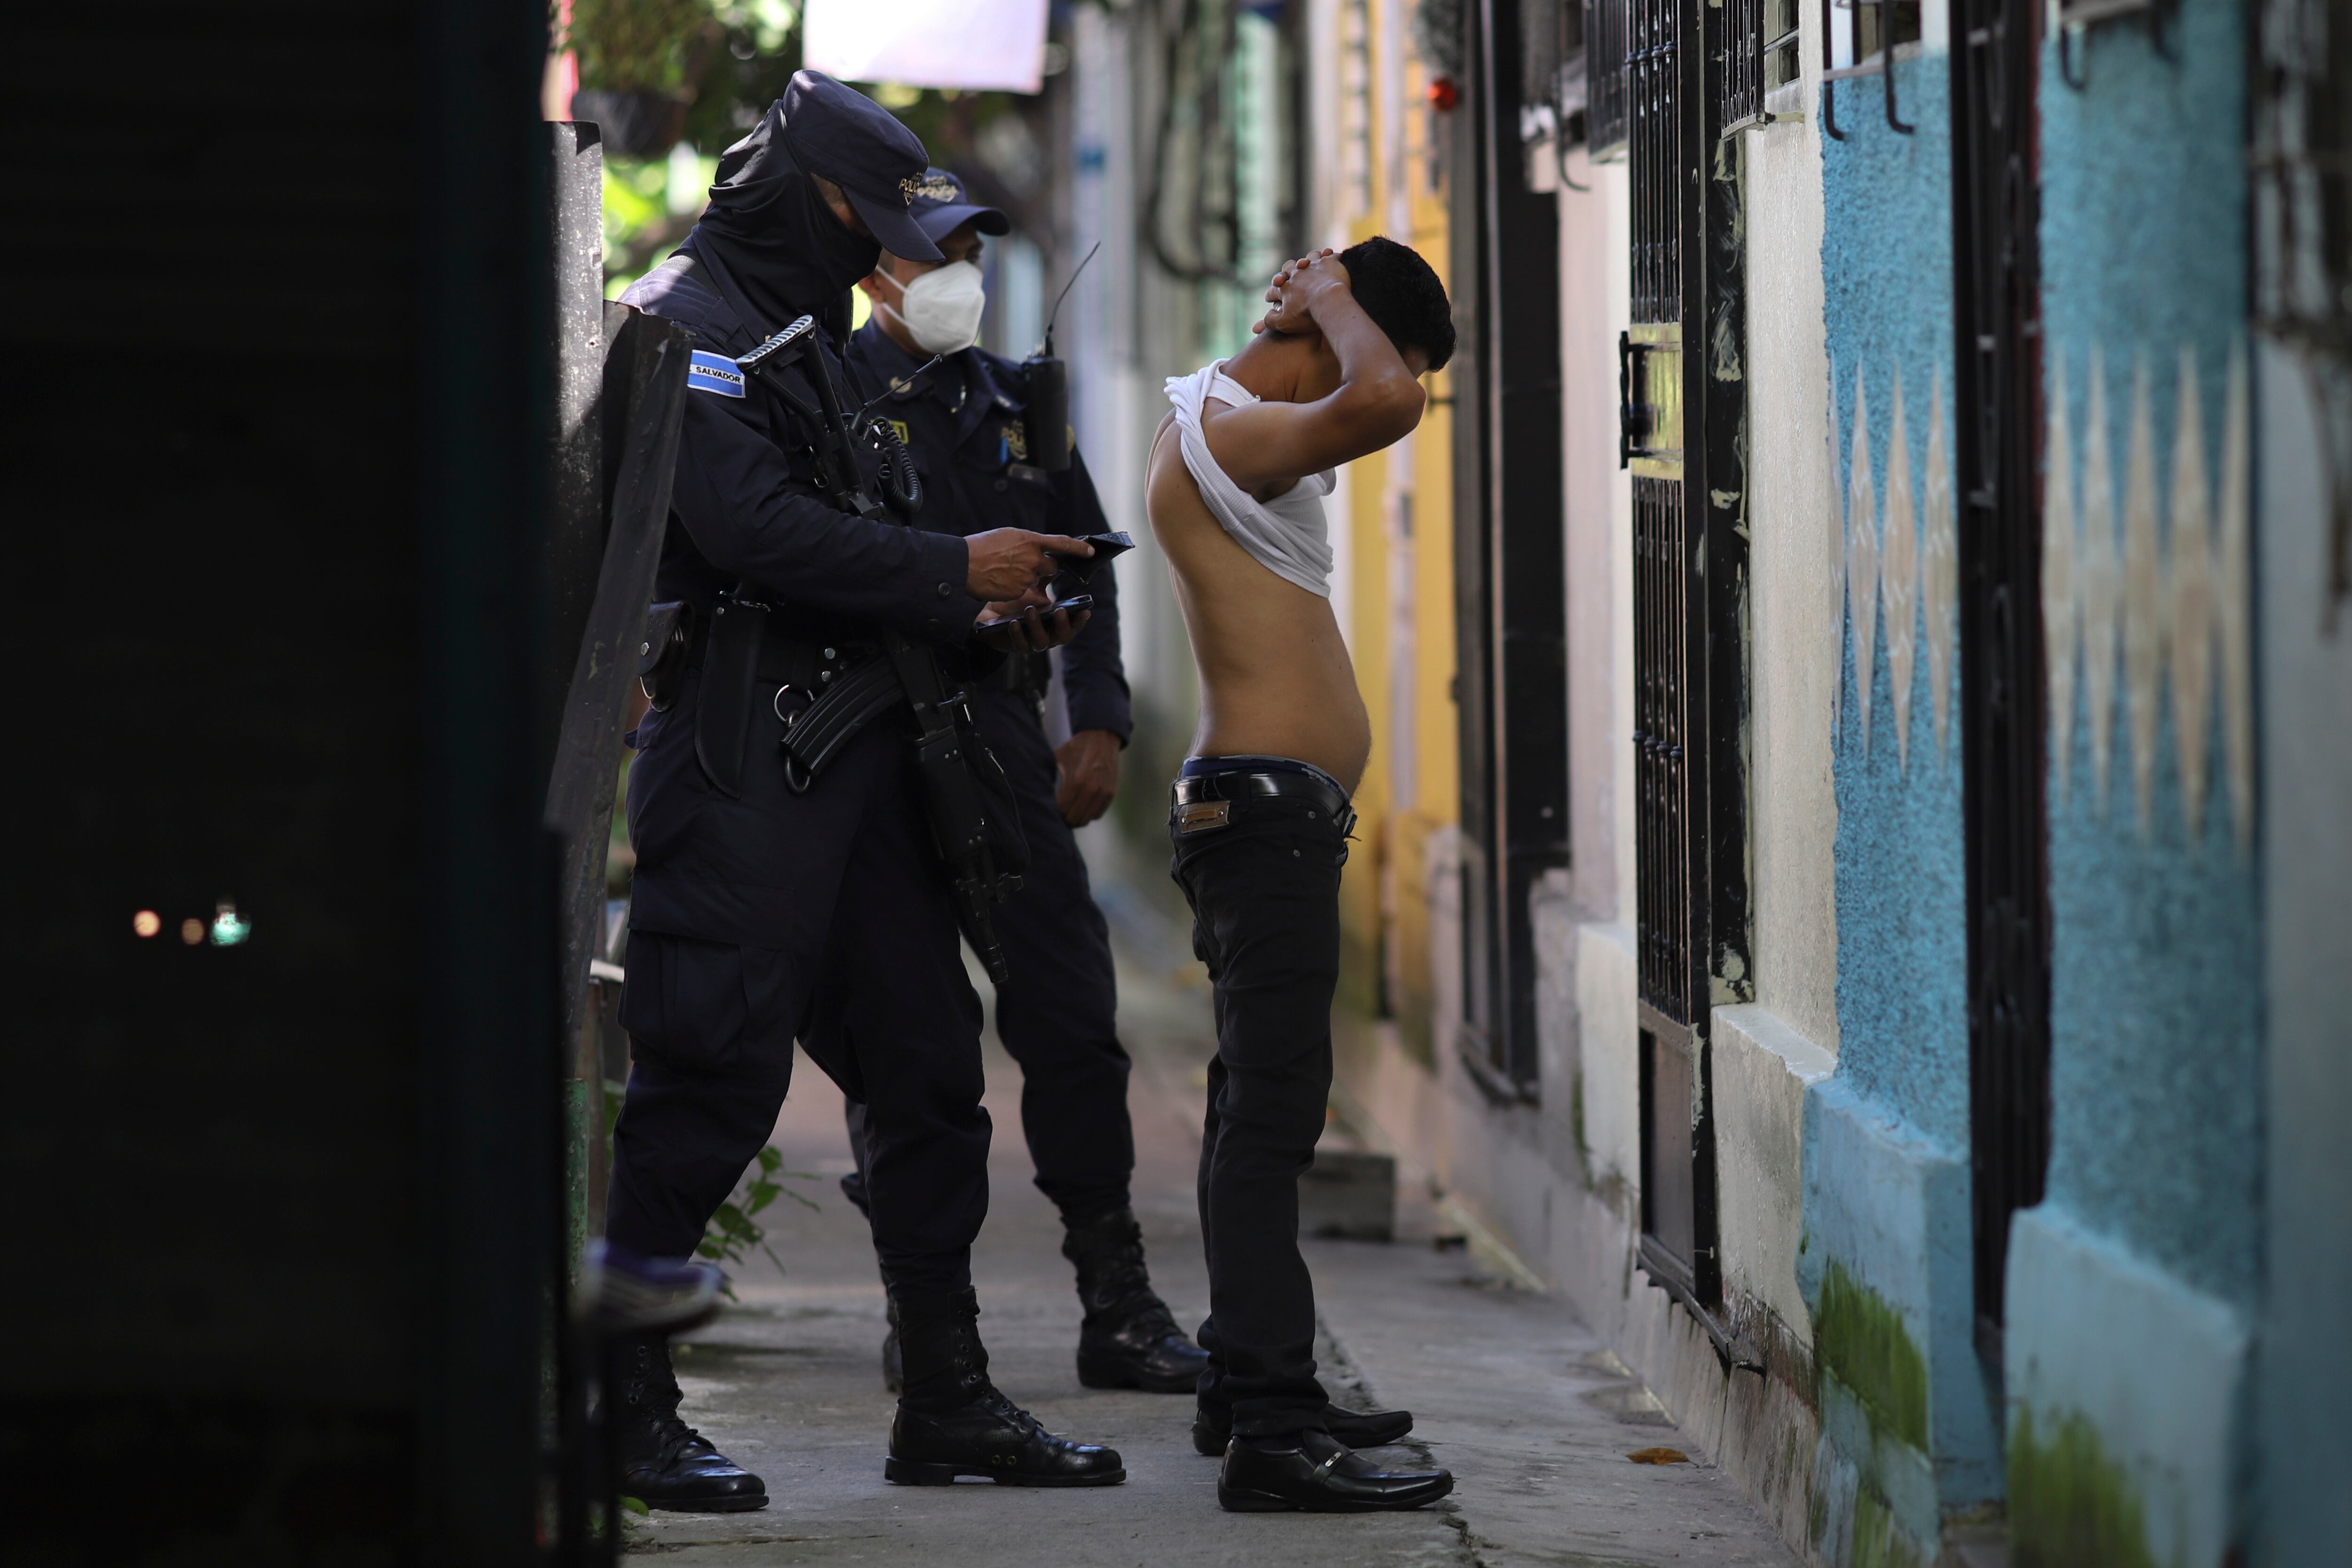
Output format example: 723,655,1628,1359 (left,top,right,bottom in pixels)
1144,407,1371,793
